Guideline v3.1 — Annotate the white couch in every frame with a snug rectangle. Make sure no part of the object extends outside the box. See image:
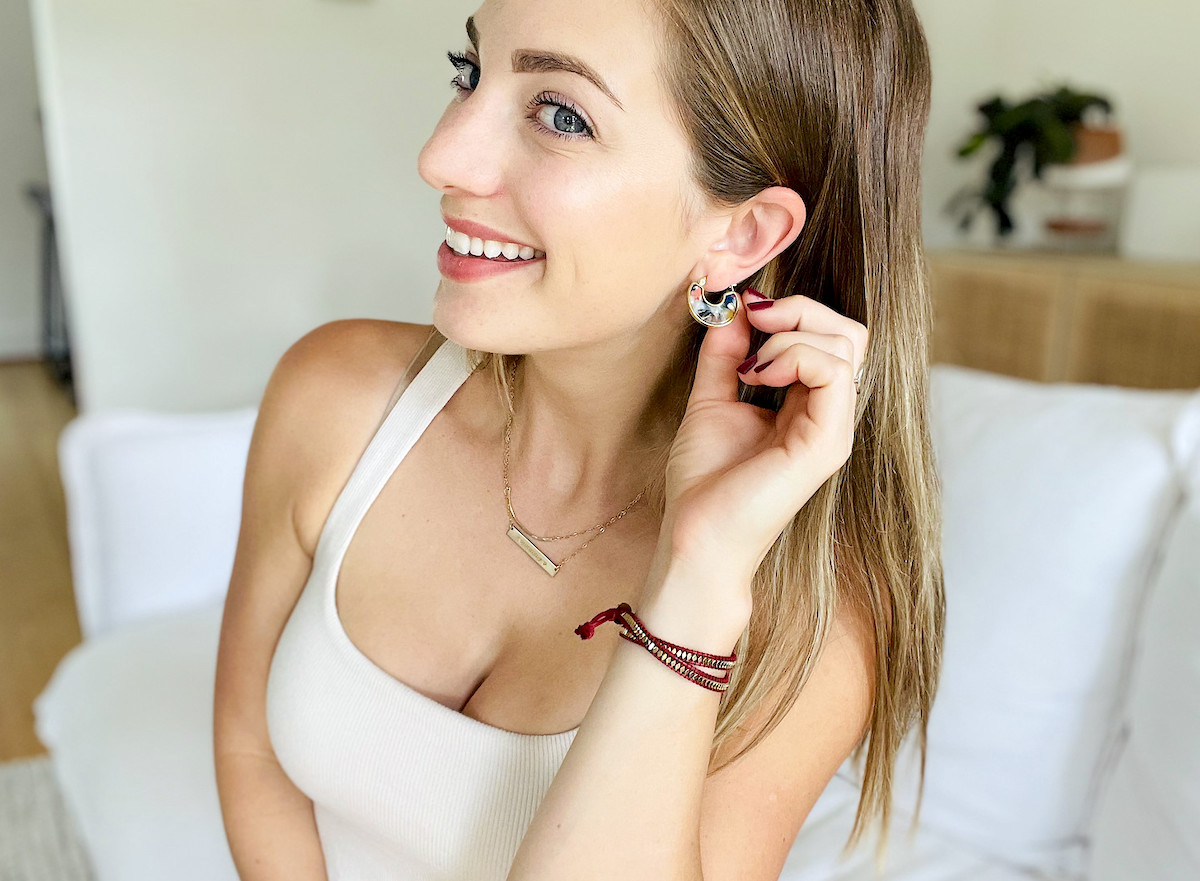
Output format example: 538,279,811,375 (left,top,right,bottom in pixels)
33,364,1200,881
